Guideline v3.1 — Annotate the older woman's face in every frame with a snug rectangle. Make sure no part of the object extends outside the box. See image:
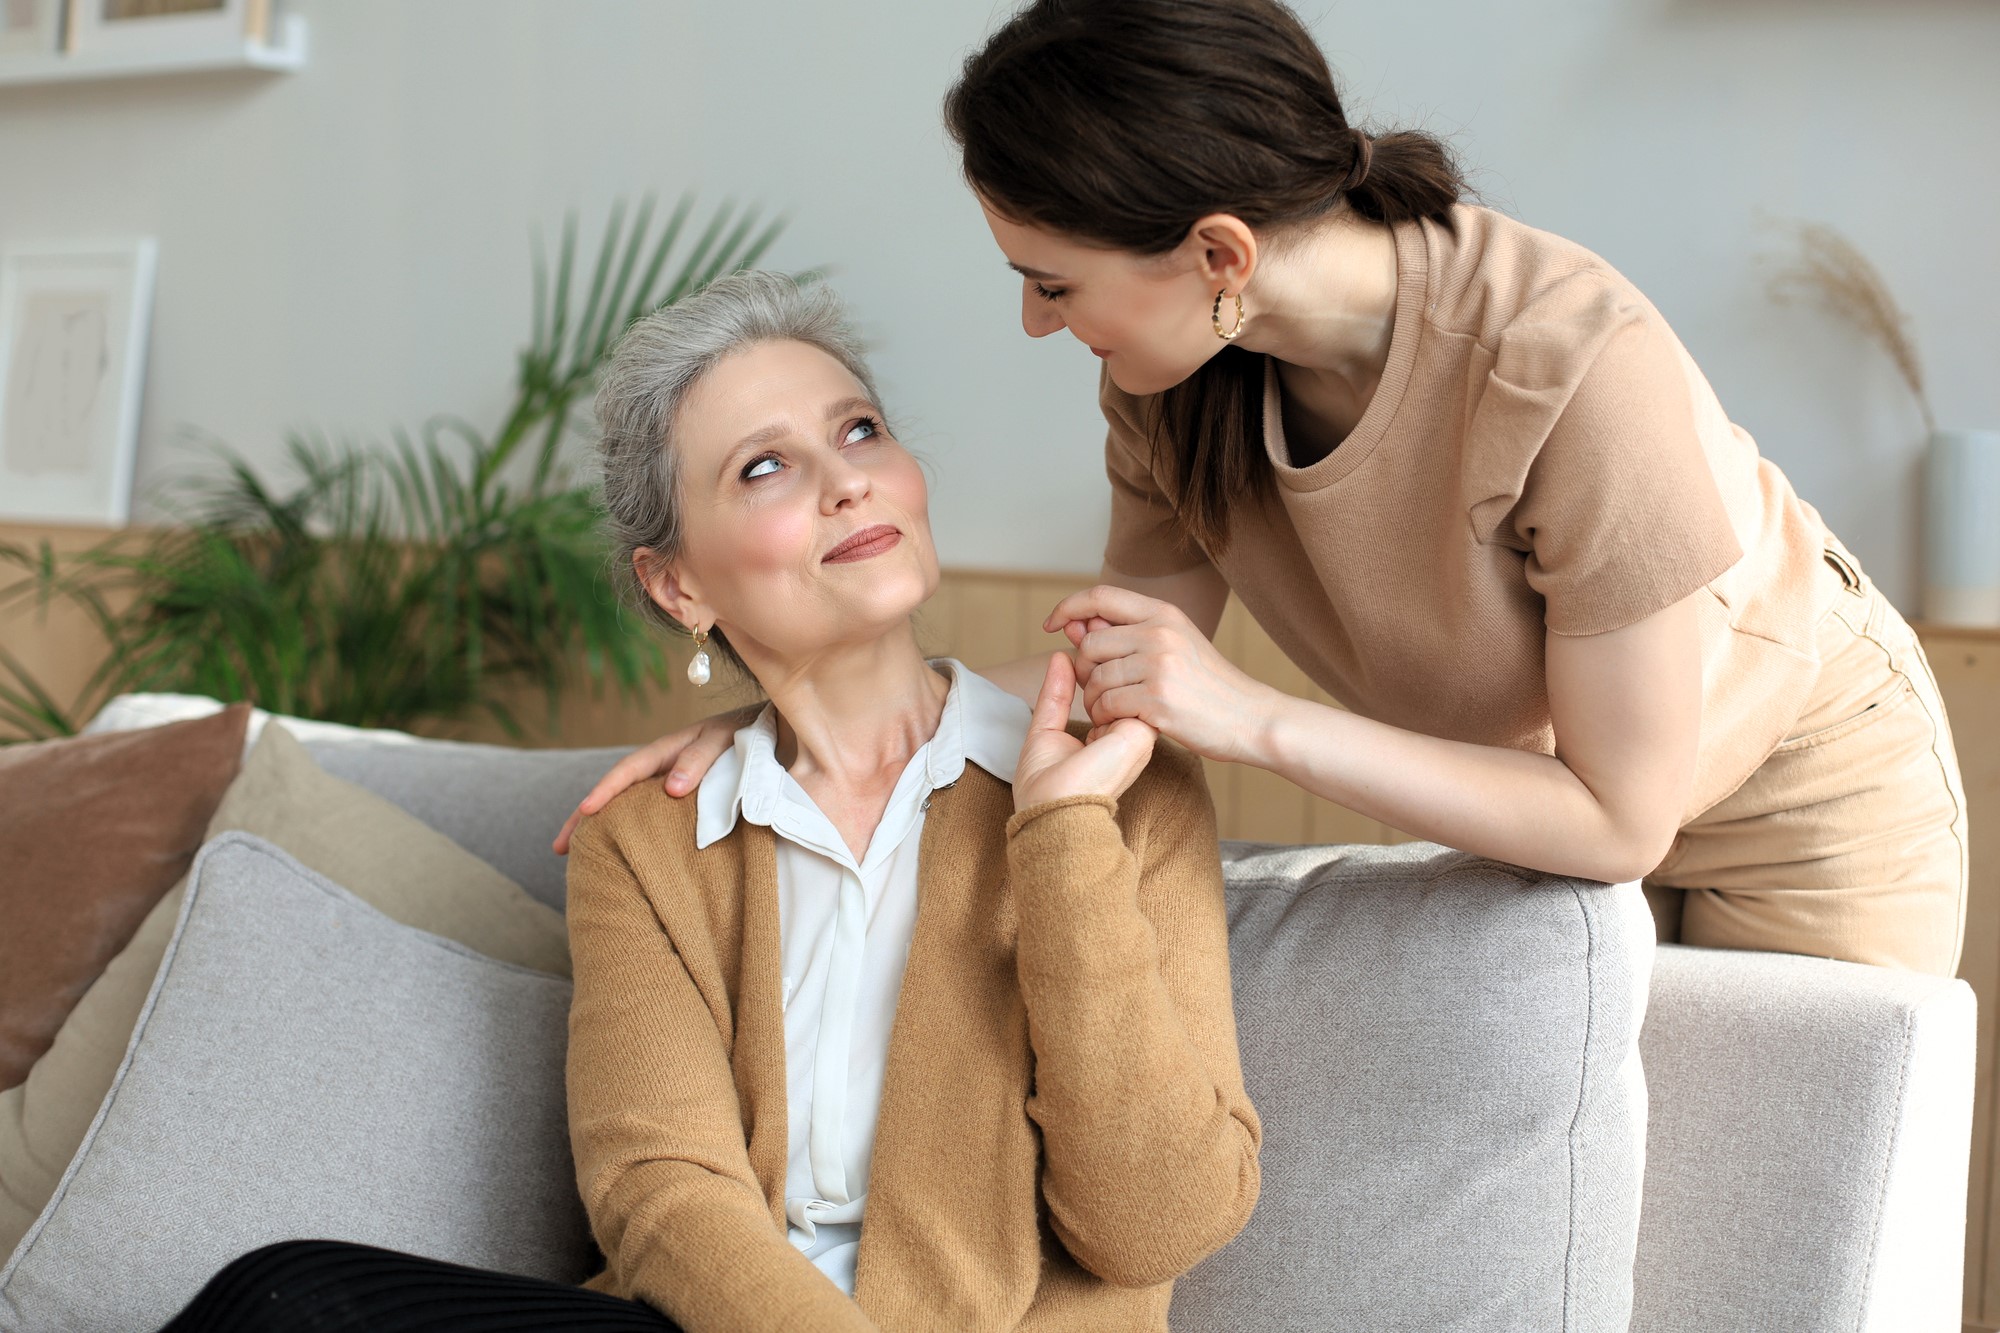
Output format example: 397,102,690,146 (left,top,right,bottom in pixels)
656,338,938,671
